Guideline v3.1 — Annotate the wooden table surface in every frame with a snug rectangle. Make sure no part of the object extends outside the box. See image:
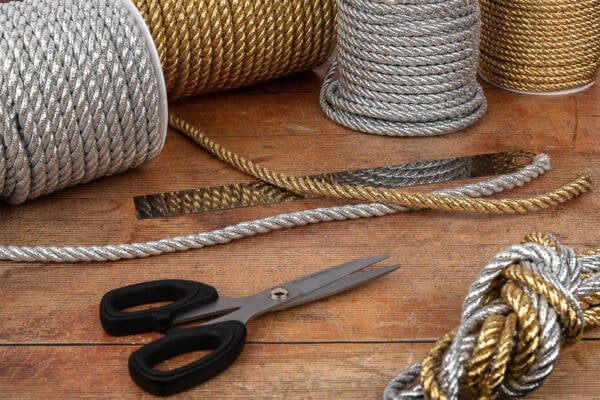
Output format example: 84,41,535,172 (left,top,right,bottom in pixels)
1,31,599,398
